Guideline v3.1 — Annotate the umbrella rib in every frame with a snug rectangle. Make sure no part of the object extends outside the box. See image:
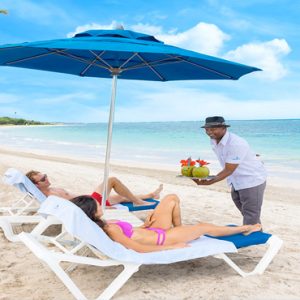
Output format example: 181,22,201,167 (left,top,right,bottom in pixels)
89,52,141,74
124,56,177,71
67,51,234,80
119,52,139,69
4,49,67,65
135,53,165,80
124,58,182,71
123,55,234,79
79,57,99,76
4,47,234,79
55,50,110,71
4,48,112,74
80,50,107,76
176,56,234,79
89,50,113,69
